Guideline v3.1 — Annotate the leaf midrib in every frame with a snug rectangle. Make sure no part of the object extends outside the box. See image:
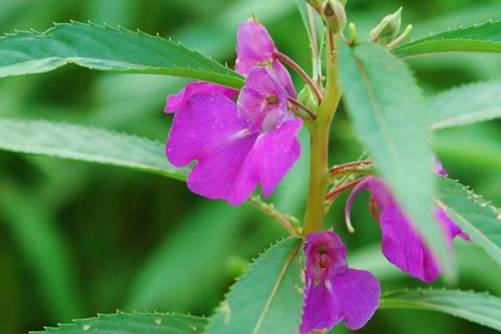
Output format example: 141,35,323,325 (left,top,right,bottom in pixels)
251,241,301,334
437,199,501,262
380,298,501,328
353,54,399,169
431,105,501,129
